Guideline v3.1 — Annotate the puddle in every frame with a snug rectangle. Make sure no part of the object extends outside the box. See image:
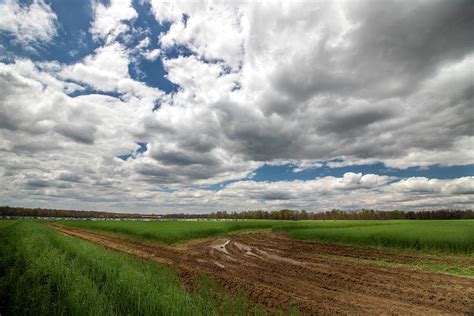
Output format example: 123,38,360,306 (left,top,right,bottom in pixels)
210,240,231,254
